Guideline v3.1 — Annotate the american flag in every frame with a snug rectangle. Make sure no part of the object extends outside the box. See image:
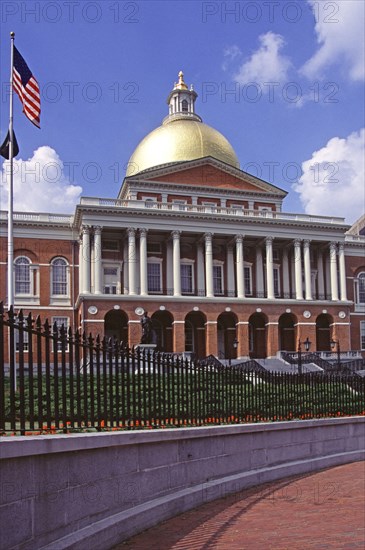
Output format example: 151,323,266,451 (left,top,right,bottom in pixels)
12,46,41,128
